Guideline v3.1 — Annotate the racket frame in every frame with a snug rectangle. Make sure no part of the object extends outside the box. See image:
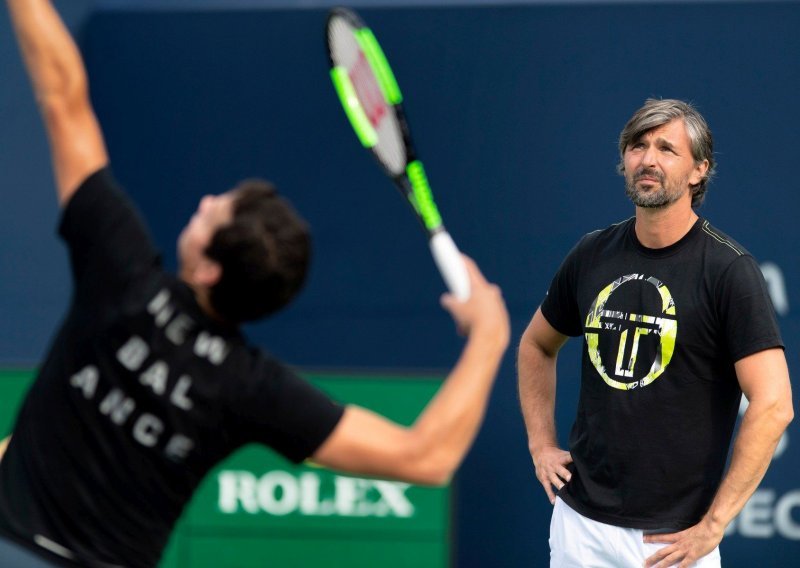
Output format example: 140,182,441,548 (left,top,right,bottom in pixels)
326,7,470,299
